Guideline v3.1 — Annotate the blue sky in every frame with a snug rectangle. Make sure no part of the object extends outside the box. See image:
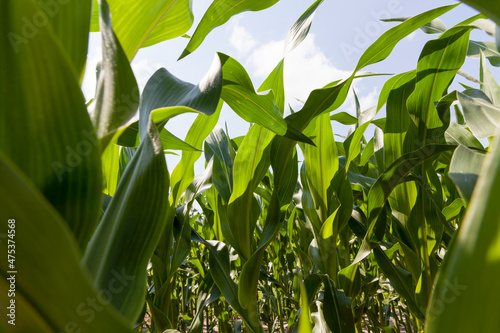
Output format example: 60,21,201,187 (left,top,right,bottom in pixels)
82,0,495,171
